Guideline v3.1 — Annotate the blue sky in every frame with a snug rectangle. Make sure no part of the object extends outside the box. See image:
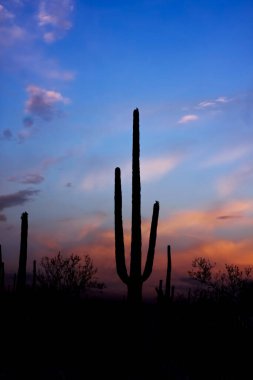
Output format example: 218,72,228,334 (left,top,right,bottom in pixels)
0,0,253,298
